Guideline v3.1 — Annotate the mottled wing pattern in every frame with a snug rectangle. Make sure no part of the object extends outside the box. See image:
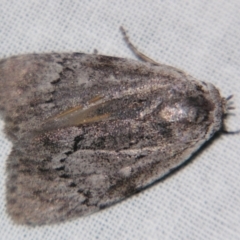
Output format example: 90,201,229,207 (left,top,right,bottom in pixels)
0,53,225,225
